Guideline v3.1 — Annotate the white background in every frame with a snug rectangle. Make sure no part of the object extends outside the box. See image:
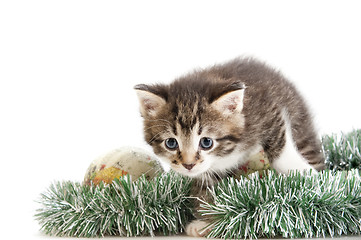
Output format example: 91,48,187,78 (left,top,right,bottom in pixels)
1,0,361,239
